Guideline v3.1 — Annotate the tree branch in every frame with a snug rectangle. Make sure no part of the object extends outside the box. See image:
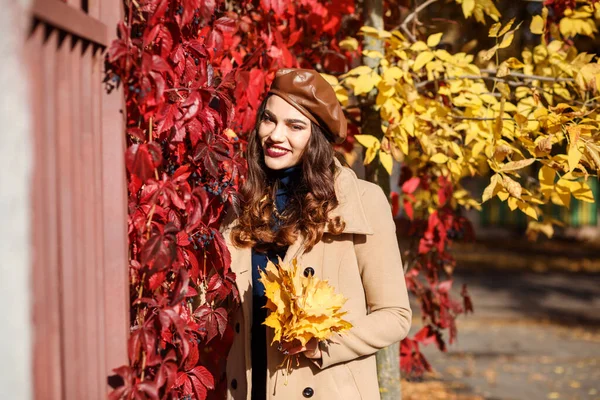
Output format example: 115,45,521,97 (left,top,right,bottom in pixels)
415,71,575,90
450,115,536,121
397,0,440,42
480,69,575,83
